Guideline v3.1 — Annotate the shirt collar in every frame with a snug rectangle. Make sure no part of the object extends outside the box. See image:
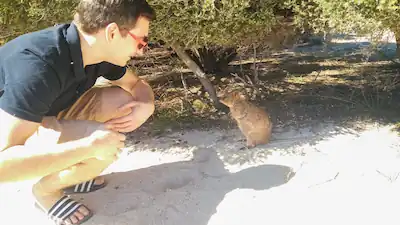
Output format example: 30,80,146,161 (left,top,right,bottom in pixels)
65,22,85,80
